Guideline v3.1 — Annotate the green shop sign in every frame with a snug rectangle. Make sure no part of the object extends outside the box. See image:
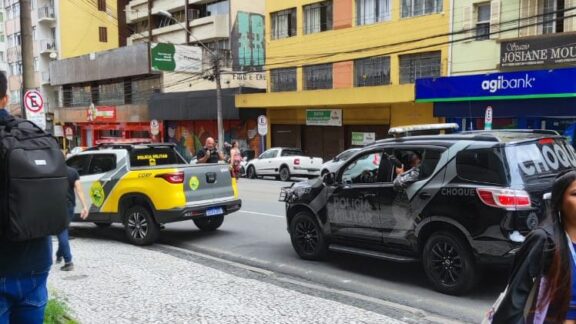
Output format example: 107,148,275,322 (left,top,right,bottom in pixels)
150,43,203,73
306,109,342,126
351,132,376,146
